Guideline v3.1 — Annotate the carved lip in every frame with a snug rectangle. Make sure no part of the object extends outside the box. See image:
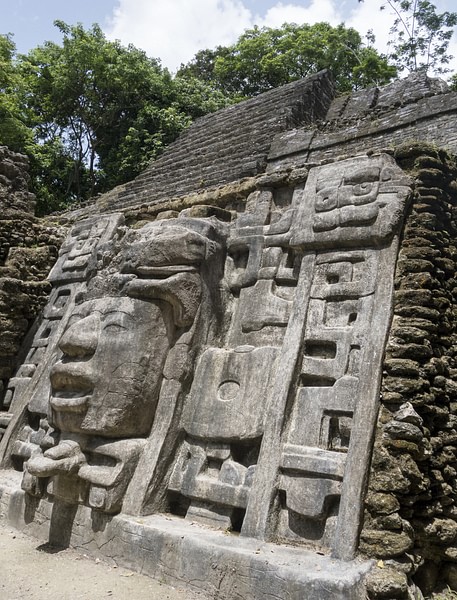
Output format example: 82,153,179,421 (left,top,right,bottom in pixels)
49,362,94,413
50,393,91,413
